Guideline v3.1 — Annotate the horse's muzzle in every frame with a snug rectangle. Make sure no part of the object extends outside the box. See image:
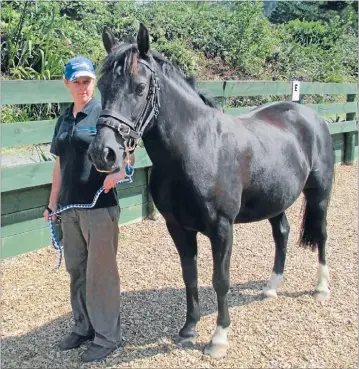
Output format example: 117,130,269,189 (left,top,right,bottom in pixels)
88,142,119,173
